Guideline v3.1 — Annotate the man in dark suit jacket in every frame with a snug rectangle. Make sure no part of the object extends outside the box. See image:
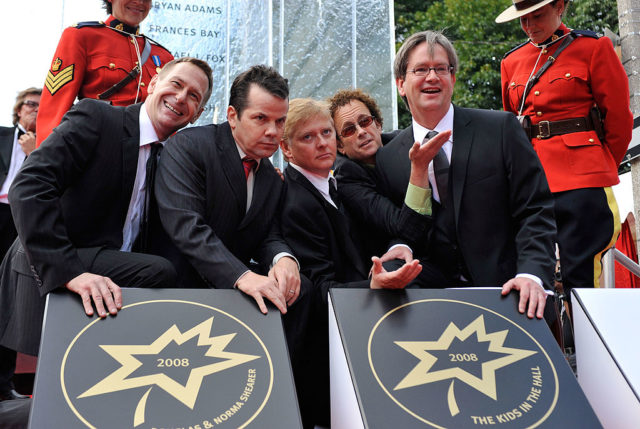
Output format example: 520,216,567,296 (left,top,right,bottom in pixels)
377,30,556,319
328,88,425,259
278,98,422,428
156,65,301,314
0,88,40,402
0,58,213,361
